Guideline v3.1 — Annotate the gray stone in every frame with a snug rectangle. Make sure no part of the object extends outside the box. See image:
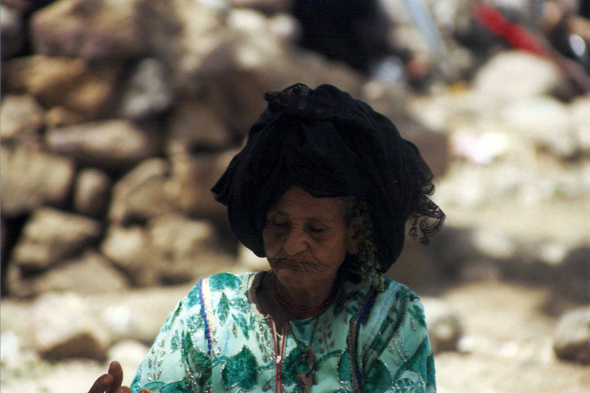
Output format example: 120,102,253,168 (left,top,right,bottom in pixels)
148,213,227,284
107,340,150,386
166,99,232,156
100,225,158,286
32,292,111,360
1,146,75,217
45,120,160,170
501,96,577,157
570,93,590,153
473,51,565,102
554,307,590,364
167,150,236,218
74,169,112,218
1,5,24,59
31,251,129,295
0,95,45,142
11,208,102,272
3,55,120,120
108,158,175,224
120,58,175,119
30,0,149,60
422,298,464,352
